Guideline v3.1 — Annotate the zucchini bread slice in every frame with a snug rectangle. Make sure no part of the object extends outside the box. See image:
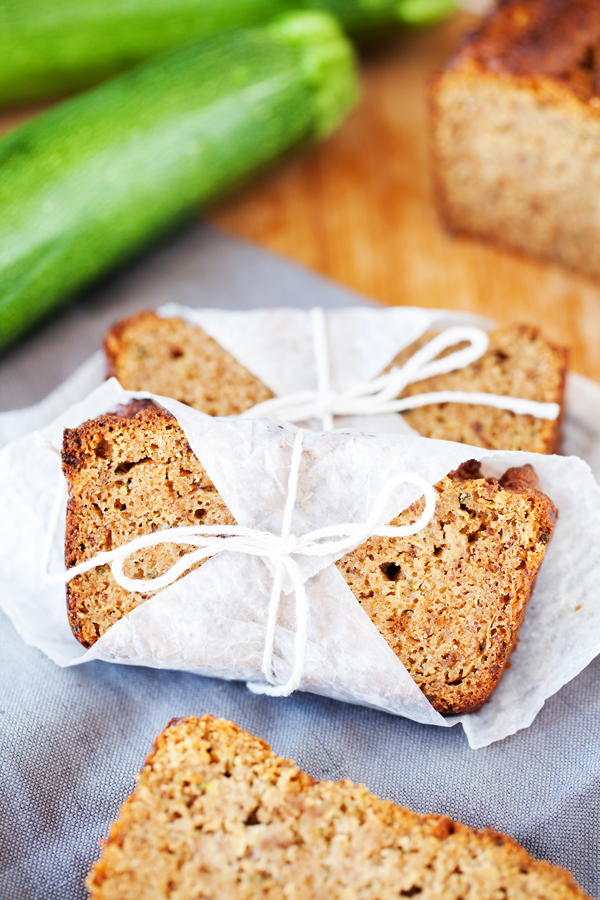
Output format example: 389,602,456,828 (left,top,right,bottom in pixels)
104,310,274,415
336,459,557,715
62,405,236,648
389,323,567,454
87,715,588,900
